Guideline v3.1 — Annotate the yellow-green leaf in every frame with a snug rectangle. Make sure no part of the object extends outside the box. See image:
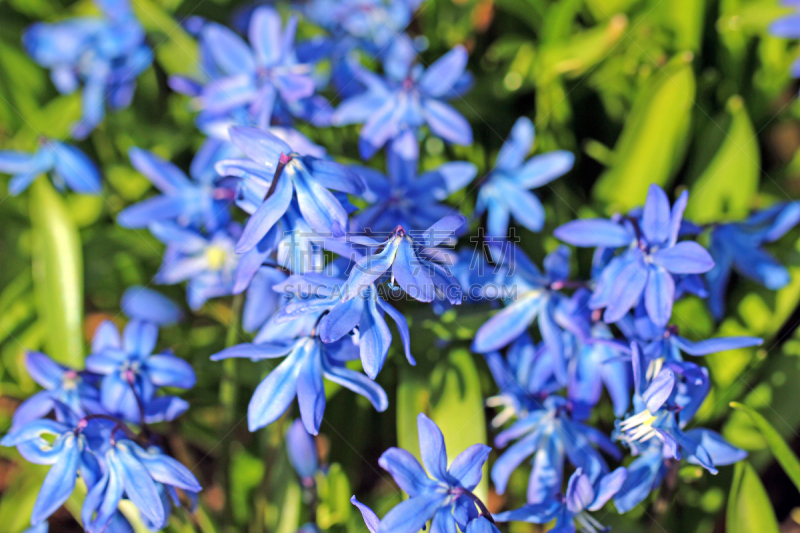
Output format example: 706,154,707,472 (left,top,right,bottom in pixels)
132,0,198,76
397,348,489,501
726,460,779,533
730,402,800,492
685,96,759,223
30,179,84,365
593,53,696,211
